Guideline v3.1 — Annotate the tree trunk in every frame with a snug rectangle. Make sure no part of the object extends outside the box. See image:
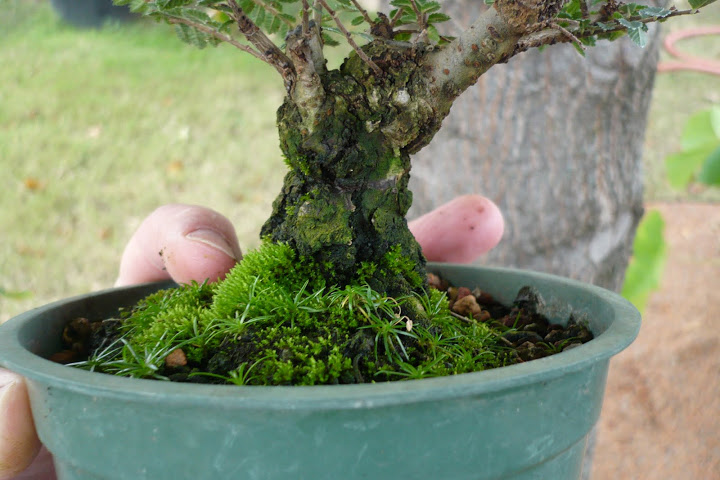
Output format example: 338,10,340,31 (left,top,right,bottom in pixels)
260,49,436,297
407,0,660,293
403,2,660,478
